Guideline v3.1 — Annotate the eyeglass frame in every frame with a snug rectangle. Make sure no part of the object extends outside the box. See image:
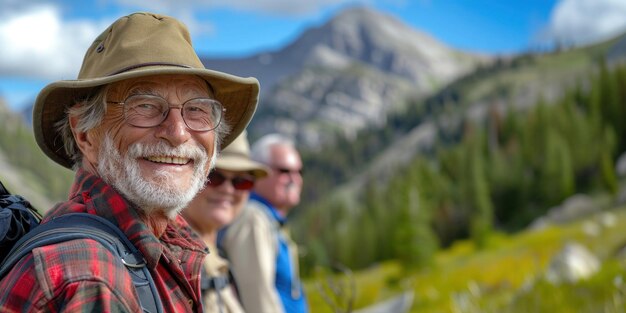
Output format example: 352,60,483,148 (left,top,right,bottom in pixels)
107,93,225,132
